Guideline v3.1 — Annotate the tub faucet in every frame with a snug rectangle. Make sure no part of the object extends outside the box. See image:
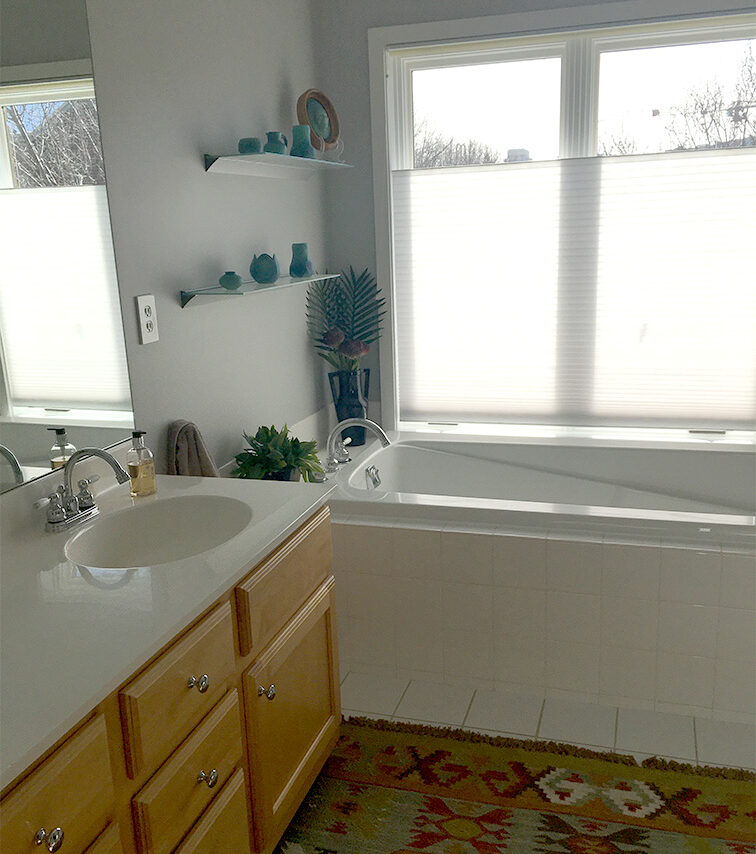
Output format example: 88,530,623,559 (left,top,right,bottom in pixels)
325,418,391,473
0,443,24,485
